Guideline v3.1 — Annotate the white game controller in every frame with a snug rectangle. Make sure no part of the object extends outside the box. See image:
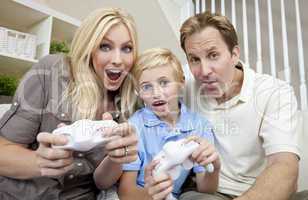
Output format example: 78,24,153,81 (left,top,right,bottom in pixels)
52,119,118,152
153,139,214,200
